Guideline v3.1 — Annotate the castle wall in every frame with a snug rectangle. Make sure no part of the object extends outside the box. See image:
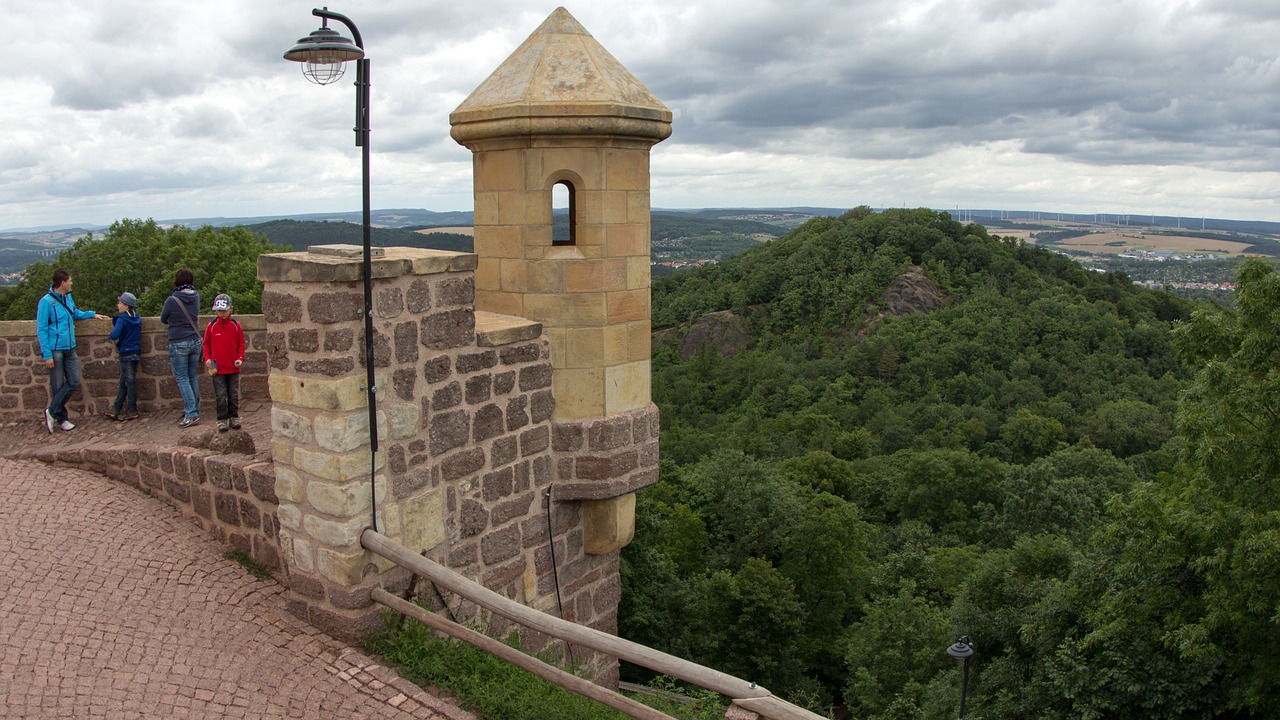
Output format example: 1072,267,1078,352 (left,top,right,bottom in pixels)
257,246,629,681
0,316,269,420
